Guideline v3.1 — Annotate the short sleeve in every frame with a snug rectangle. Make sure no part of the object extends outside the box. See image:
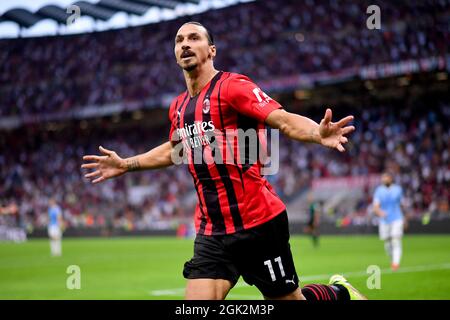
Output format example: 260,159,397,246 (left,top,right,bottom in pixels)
226,75,282,122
